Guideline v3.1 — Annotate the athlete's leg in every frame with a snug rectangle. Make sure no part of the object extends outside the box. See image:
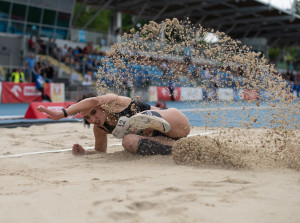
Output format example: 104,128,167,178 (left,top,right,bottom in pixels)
130,108,190,138
155,108,190,138
122,134,175,155
128,111,171,133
